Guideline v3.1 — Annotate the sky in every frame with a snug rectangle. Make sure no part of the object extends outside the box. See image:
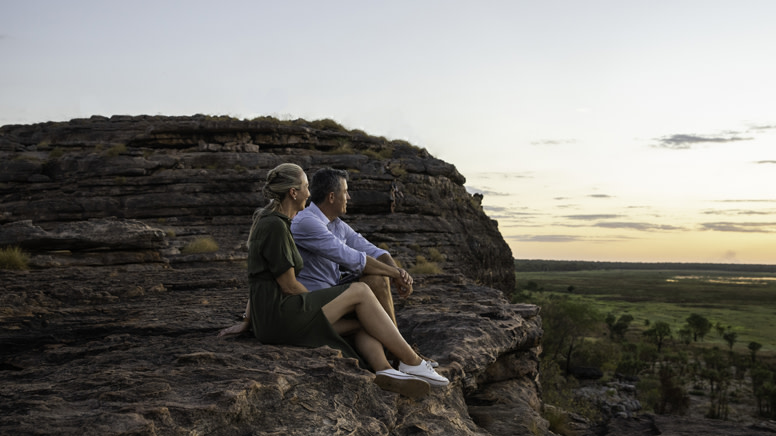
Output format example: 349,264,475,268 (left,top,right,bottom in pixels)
2,0,776,264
